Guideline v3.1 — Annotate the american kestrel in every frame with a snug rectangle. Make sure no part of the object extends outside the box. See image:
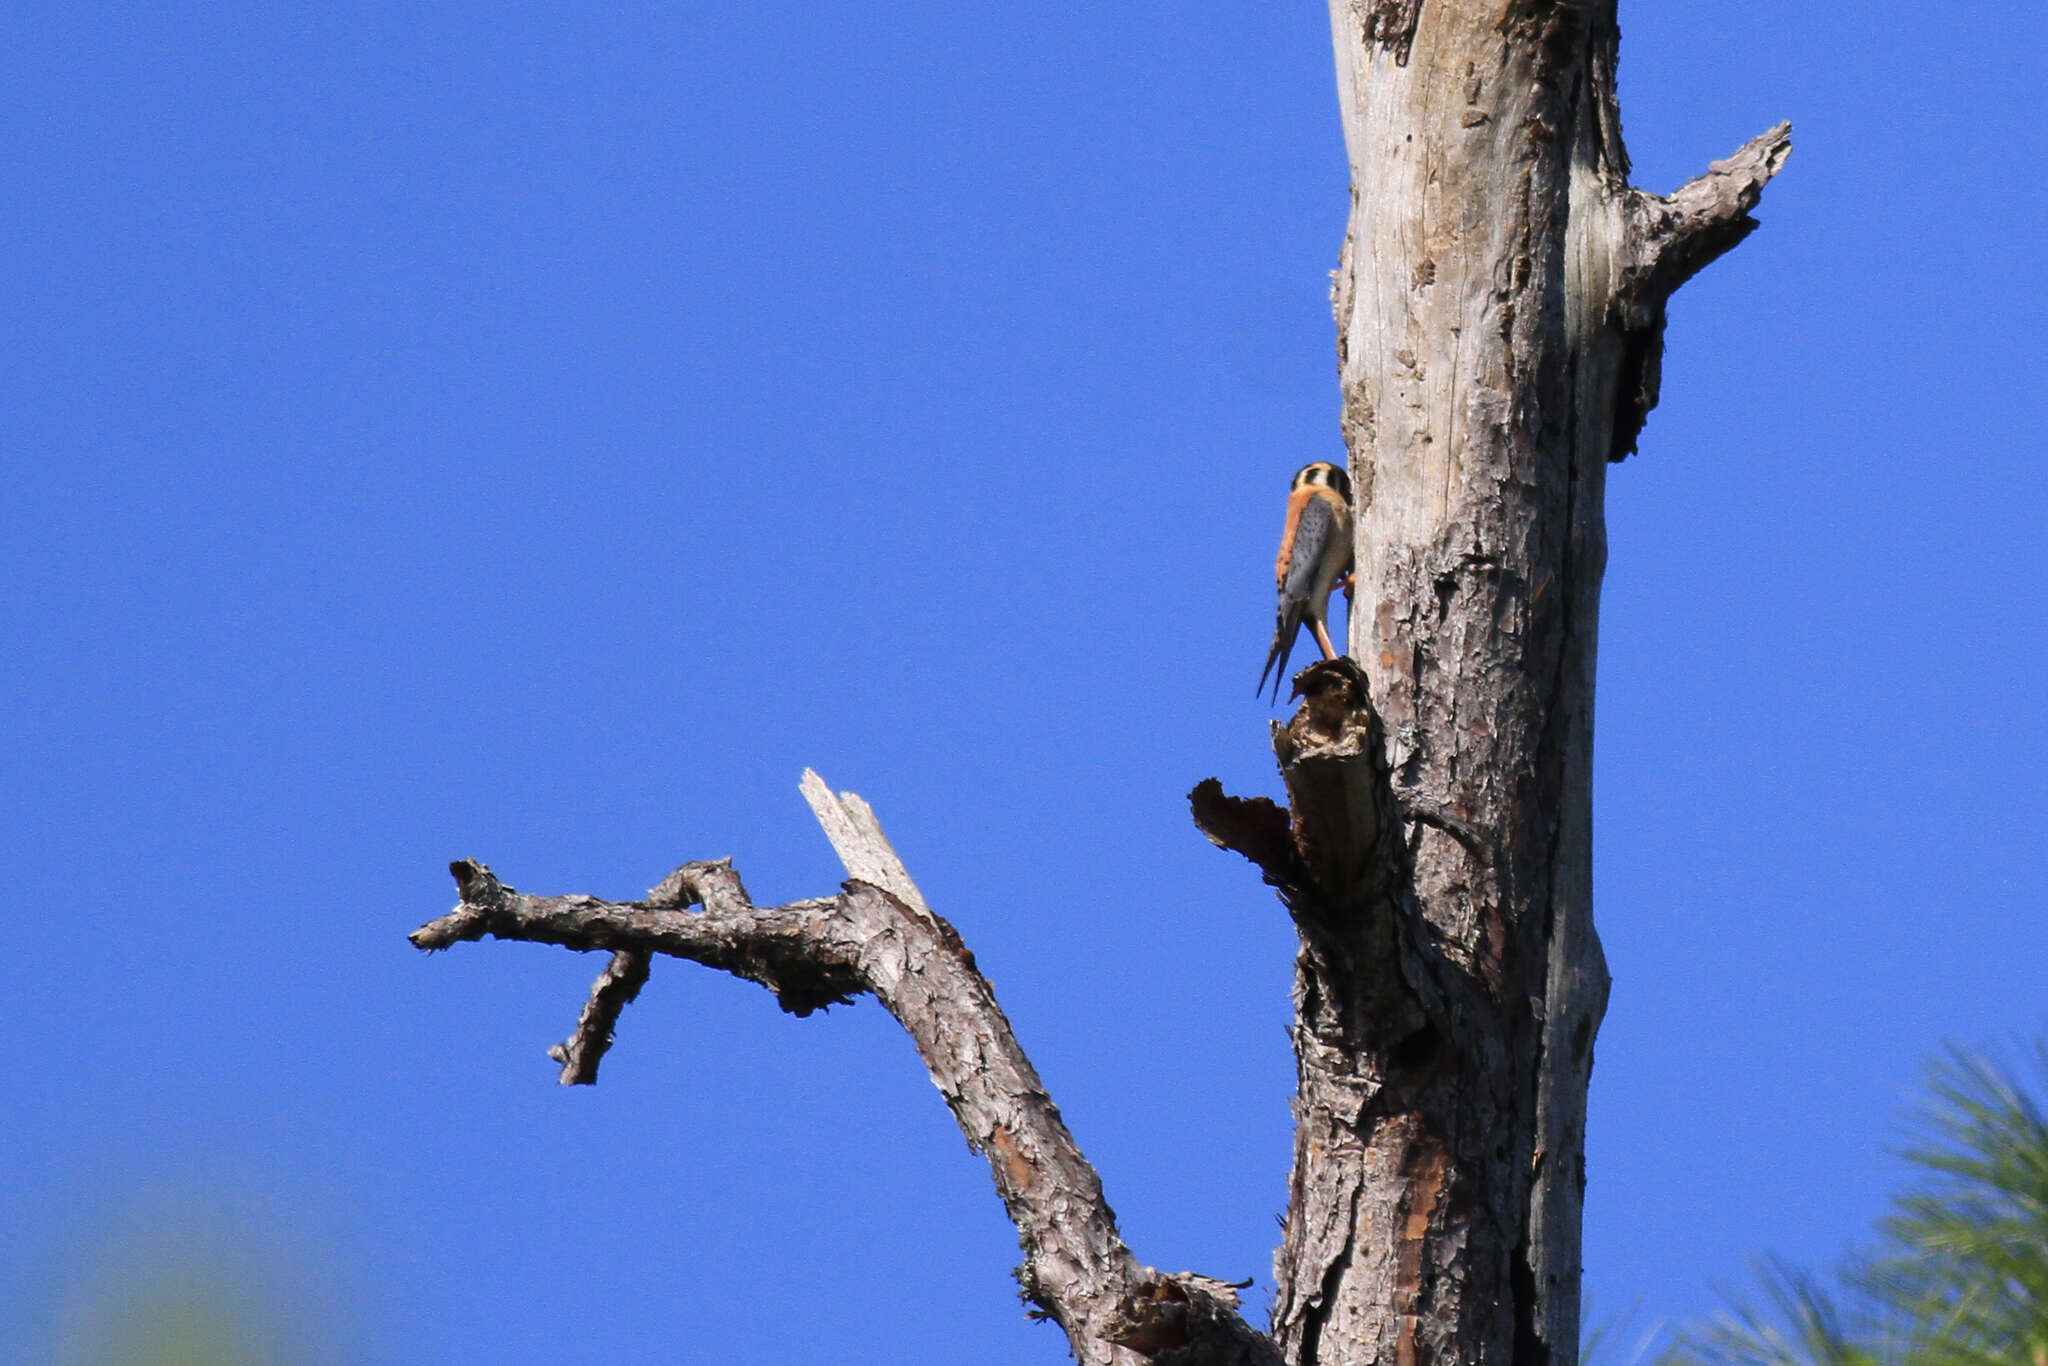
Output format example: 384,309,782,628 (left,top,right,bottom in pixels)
1259,460,1355,702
